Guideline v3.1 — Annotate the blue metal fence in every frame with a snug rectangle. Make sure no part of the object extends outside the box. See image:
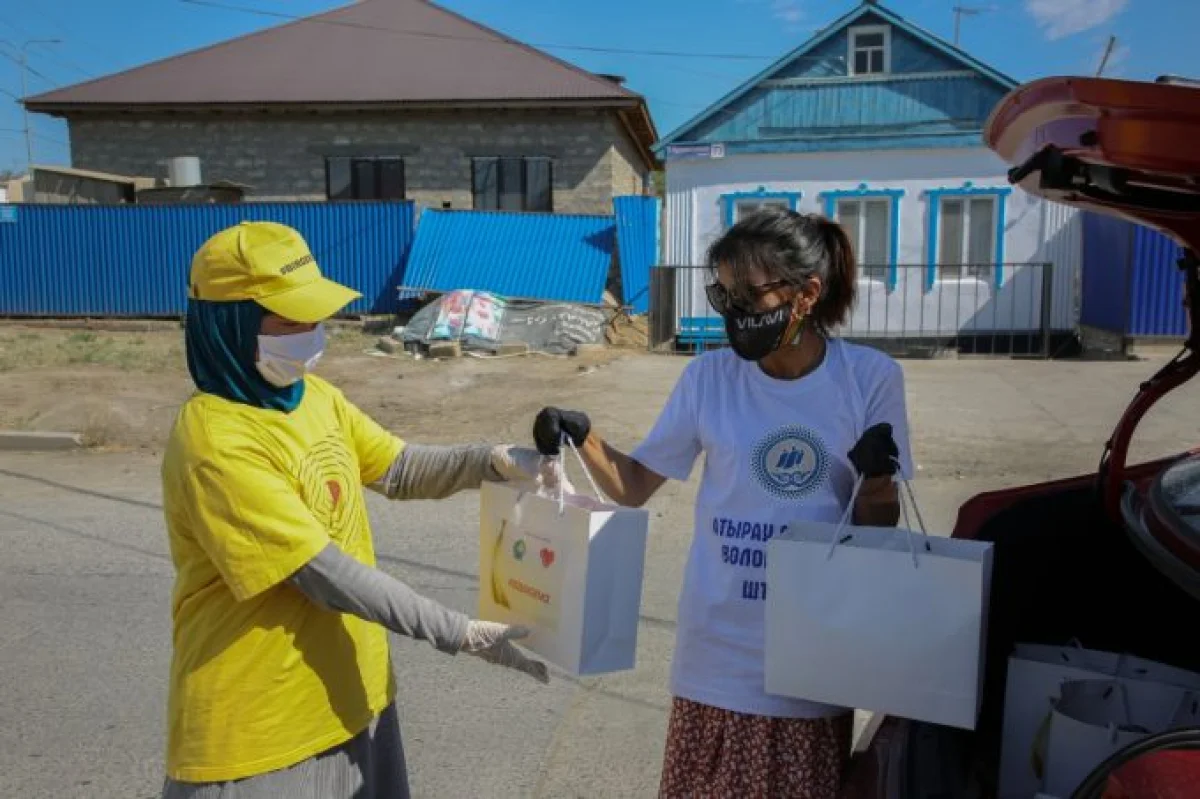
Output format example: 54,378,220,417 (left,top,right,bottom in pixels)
1129,224,1187,338
614,195,660,314
0,201,416,317
1081,212,1186,338
402,209,616,305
